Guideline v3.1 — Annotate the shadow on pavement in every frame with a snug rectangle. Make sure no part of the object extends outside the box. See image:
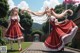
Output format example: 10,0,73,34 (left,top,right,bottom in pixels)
27,49,75,53
7,50,19,53
43,51,75,53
